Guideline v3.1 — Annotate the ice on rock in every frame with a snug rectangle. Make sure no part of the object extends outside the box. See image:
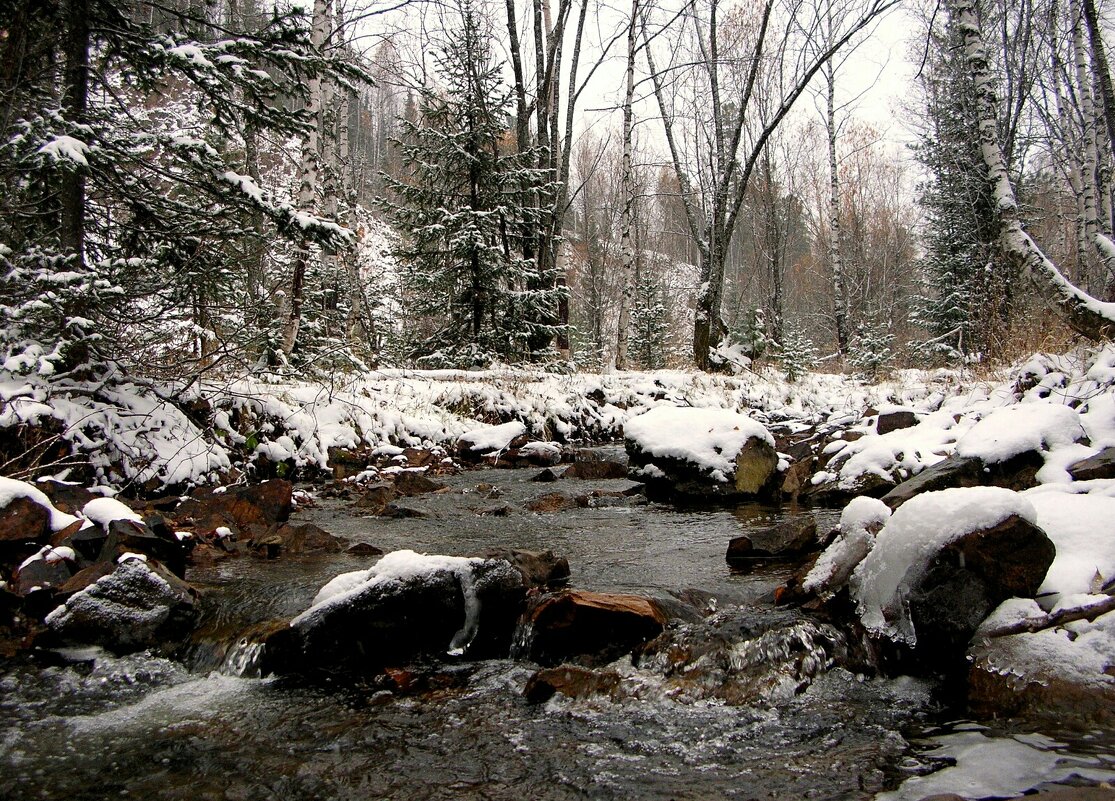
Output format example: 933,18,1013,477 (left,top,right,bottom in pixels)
803,497,891,598
457,421,527,453
623,405,774,482
295,549,487,655
851,487,1037,643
